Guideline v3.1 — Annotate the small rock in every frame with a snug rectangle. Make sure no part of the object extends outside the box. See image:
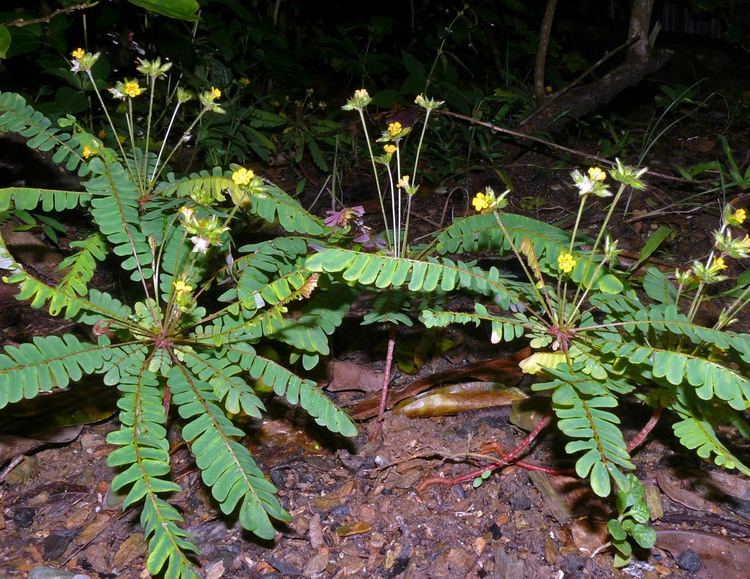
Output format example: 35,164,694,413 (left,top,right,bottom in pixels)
559,554,586,575
28,567,89,579
13,507,35,528
330,504,350,518
676,549,702,572
42,530,77,560
303,551,329,577
510,493,531,511
204,560,225,579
